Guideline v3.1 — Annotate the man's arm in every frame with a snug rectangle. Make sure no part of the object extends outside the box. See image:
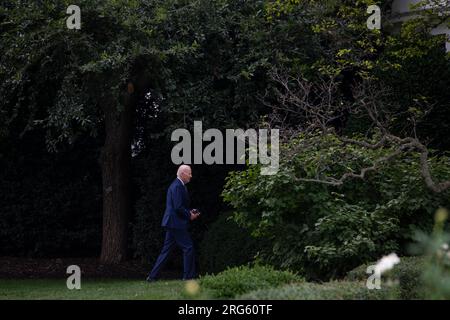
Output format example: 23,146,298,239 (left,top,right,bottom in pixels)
172,185,190,220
